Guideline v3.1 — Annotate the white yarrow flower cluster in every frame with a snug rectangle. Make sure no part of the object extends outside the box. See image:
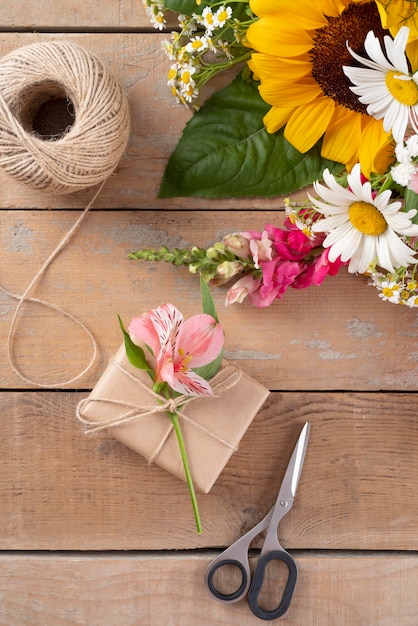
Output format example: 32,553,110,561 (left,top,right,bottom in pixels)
391,134,418,190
